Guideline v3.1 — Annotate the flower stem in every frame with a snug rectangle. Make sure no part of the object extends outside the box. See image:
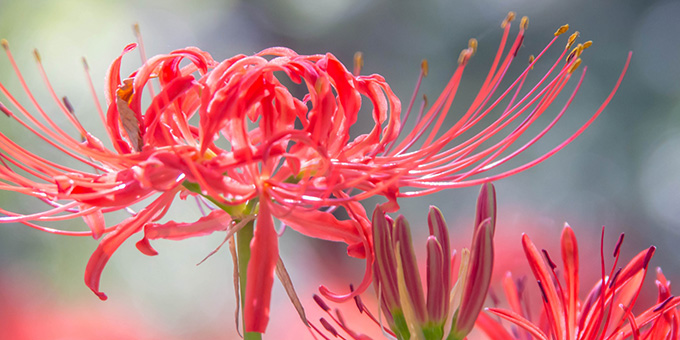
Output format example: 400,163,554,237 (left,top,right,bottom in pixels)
237,218,262,340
